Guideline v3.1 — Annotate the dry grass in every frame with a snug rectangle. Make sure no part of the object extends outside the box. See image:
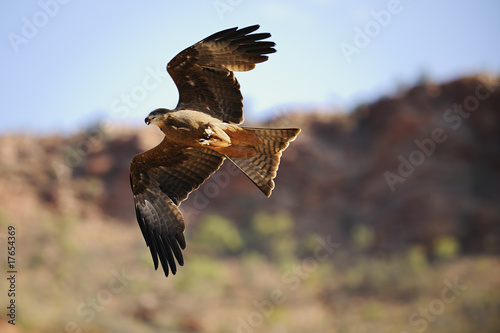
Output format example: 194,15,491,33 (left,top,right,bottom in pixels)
1,211,499,333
